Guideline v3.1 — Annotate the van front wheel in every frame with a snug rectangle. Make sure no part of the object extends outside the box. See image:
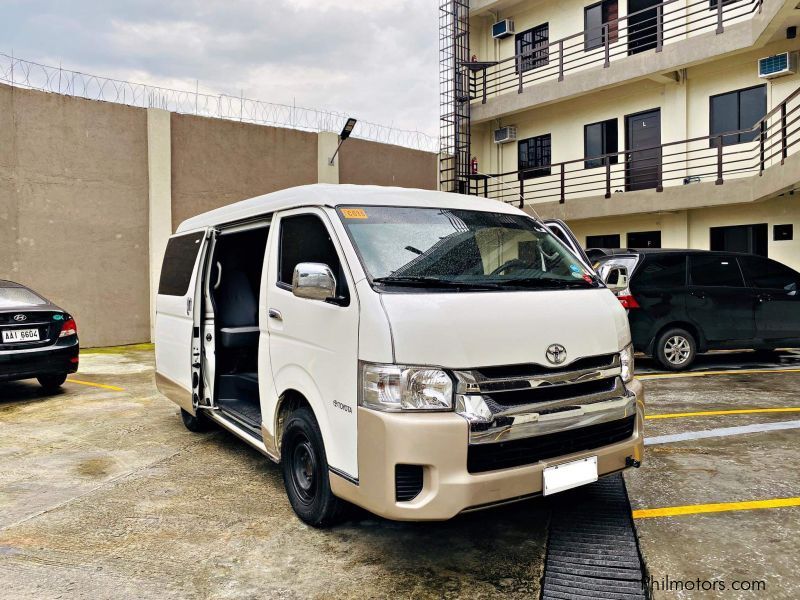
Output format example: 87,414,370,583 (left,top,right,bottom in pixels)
281,407,346,527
